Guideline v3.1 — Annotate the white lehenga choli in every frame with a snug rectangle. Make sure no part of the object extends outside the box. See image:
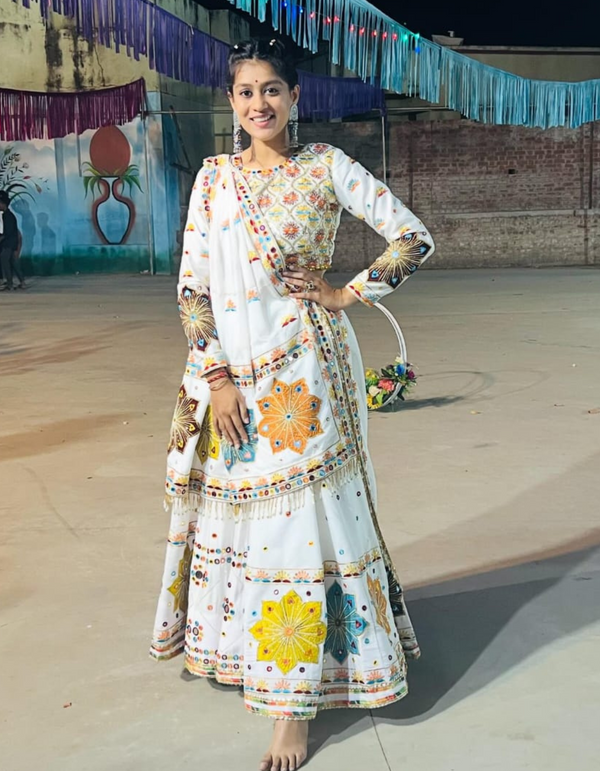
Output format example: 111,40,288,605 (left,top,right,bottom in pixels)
150,143,435,719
